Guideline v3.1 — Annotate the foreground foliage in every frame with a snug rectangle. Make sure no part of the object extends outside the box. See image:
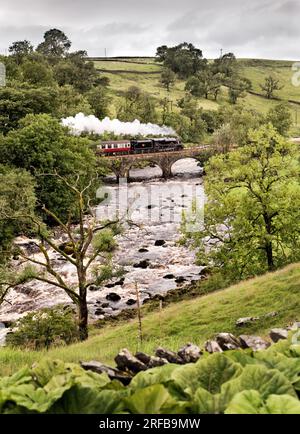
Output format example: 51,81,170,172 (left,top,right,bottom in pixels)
1,338,300,414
